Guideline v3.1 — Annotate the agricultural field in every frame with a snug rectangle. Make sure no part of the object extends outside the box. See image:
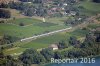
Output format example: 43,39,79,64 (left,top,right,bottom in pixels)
3,22,100,57
1,17,69,57
87,23,100,29
7,18,41,25
0,0,100,66
78,1,100,16
0,18,68,38
45,17,68,25
3,27,90,57
2,15,100,58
